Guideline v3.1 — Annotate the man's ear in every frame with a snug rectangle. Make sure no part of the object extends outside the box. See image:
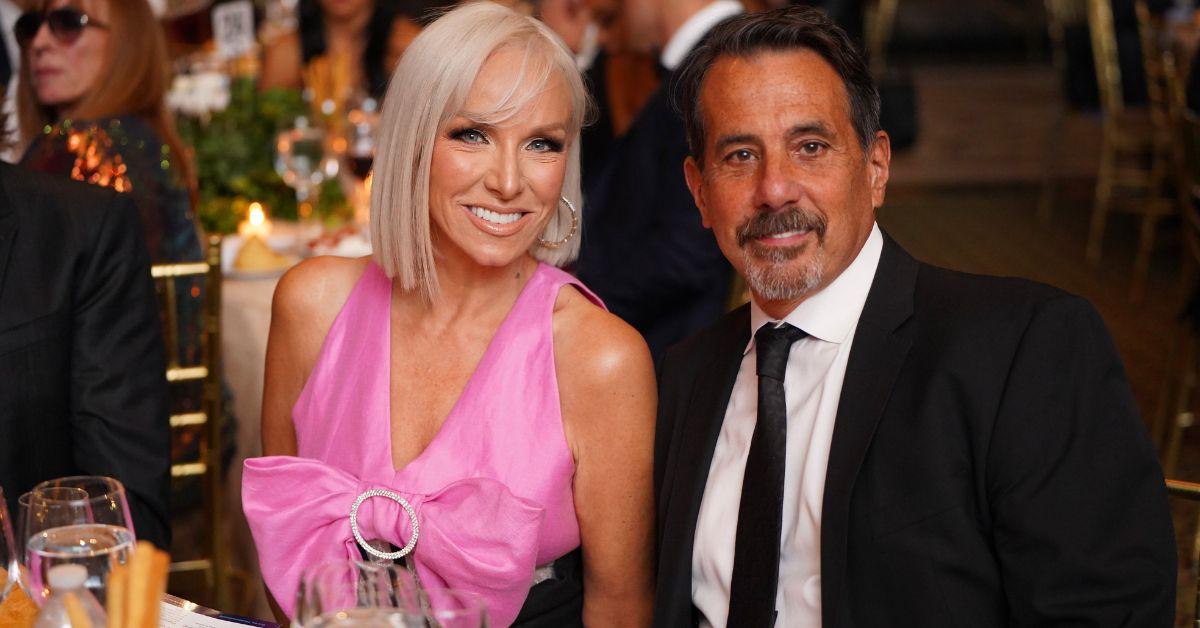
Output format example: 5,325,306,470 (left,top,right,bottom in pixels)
684,155,710,228
868,130,891,209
